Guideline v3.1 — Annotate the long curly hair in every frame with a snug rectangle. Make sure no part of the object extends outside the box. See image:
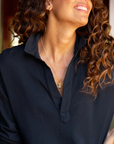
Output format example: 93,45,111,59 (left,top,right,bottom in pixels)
10,0,114,97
